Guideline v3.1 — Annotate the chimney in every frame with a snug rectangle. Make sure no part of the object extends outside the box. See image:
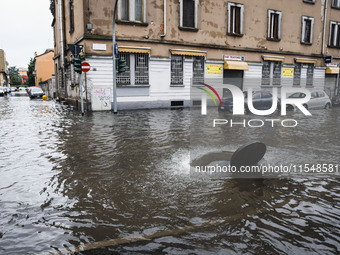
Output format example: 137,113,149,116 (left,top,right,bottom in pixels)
34,52,37,57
